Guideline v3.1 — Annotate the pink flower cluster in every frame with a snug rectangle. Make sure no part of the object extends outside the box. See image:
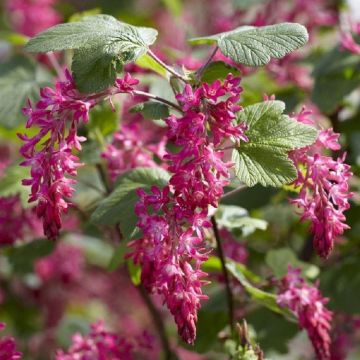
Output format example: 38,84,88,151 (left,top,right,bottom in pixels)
35,242,84,284
55,321,147,360
0,323,22,360
277,267,333,360
0,195,42,246
6,0,61,37
330,313,360,360
219,228,248,264
19,70,94,240
127,74,248,344
101,122,166,182
290,108,352,258
341,22,360,55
